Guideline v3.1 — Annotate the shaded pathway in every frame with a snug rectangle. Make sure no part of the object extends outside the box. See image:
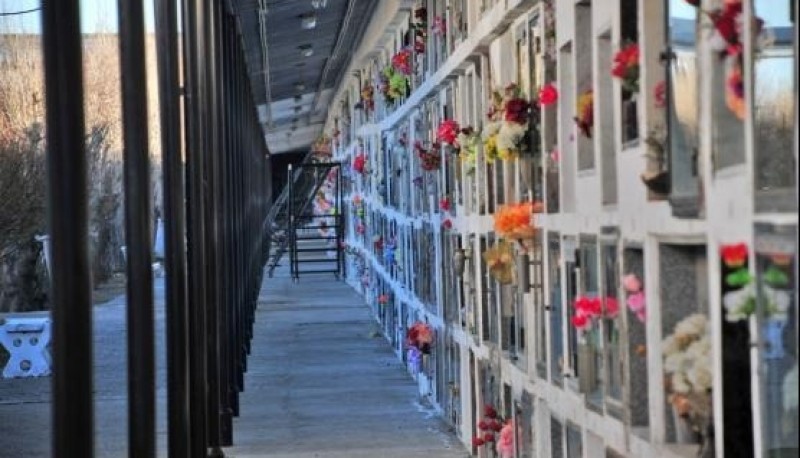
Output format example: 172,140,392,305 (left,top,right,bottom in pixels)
228,266,467,457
